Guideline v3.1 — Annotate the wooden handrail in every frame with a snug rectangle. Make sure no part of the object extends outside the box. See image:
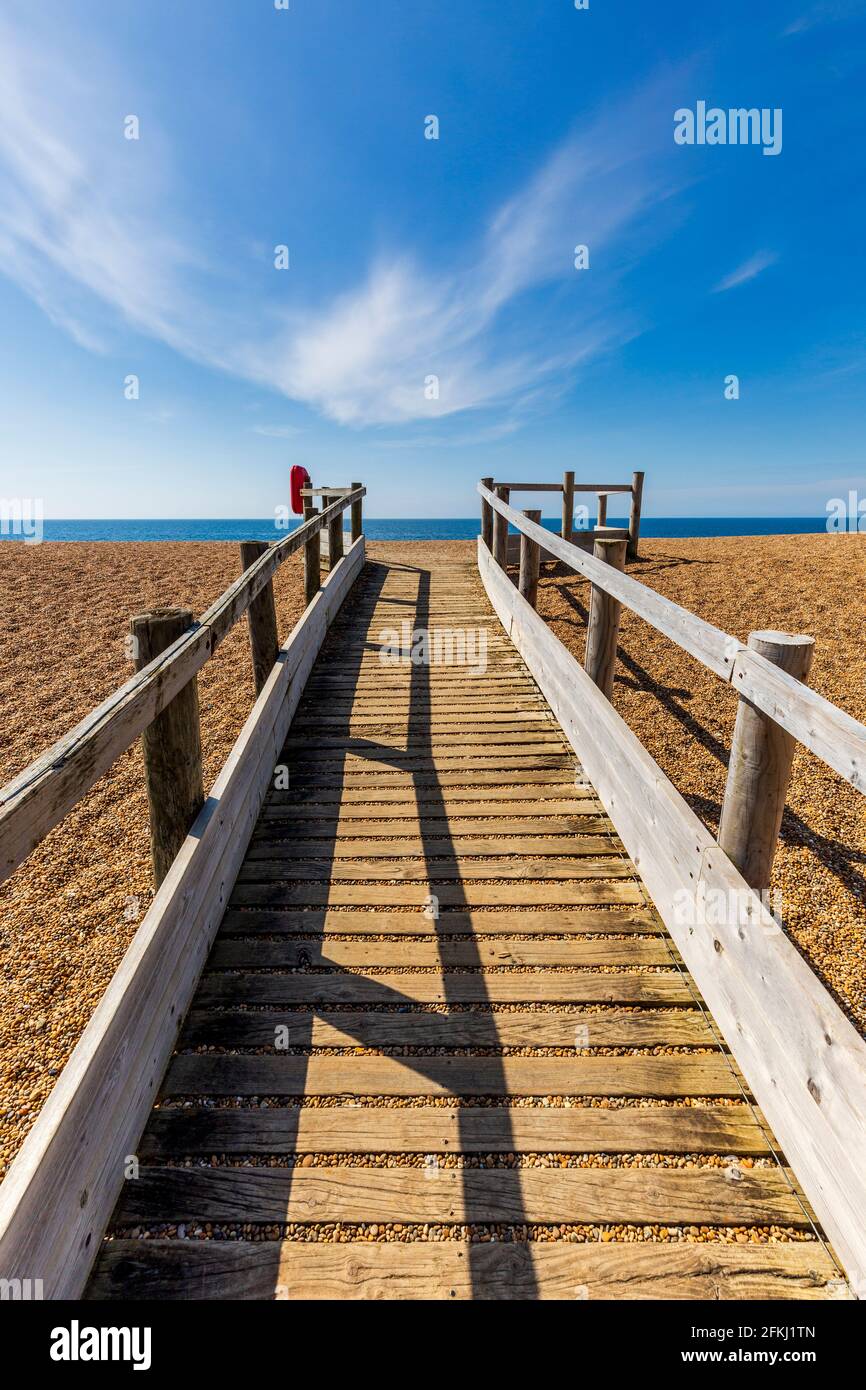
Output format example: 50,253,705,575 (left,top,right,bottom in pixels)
478,480,866,795
0,487,366,884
